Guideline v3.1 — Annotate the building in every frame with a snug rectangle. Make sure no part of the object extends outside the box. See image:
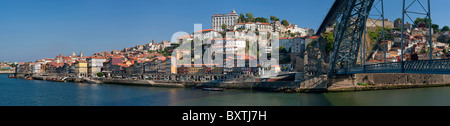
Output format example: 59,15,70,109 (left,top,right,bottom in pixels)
87,57,106,77
279,37,295,53
271,21,281,33
233,22,272,32
194,29,220,42
177,34,193,45
212,9,239,32
162,40,171,49
31,63,41,74
74,60,88,77
366,18,394,29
